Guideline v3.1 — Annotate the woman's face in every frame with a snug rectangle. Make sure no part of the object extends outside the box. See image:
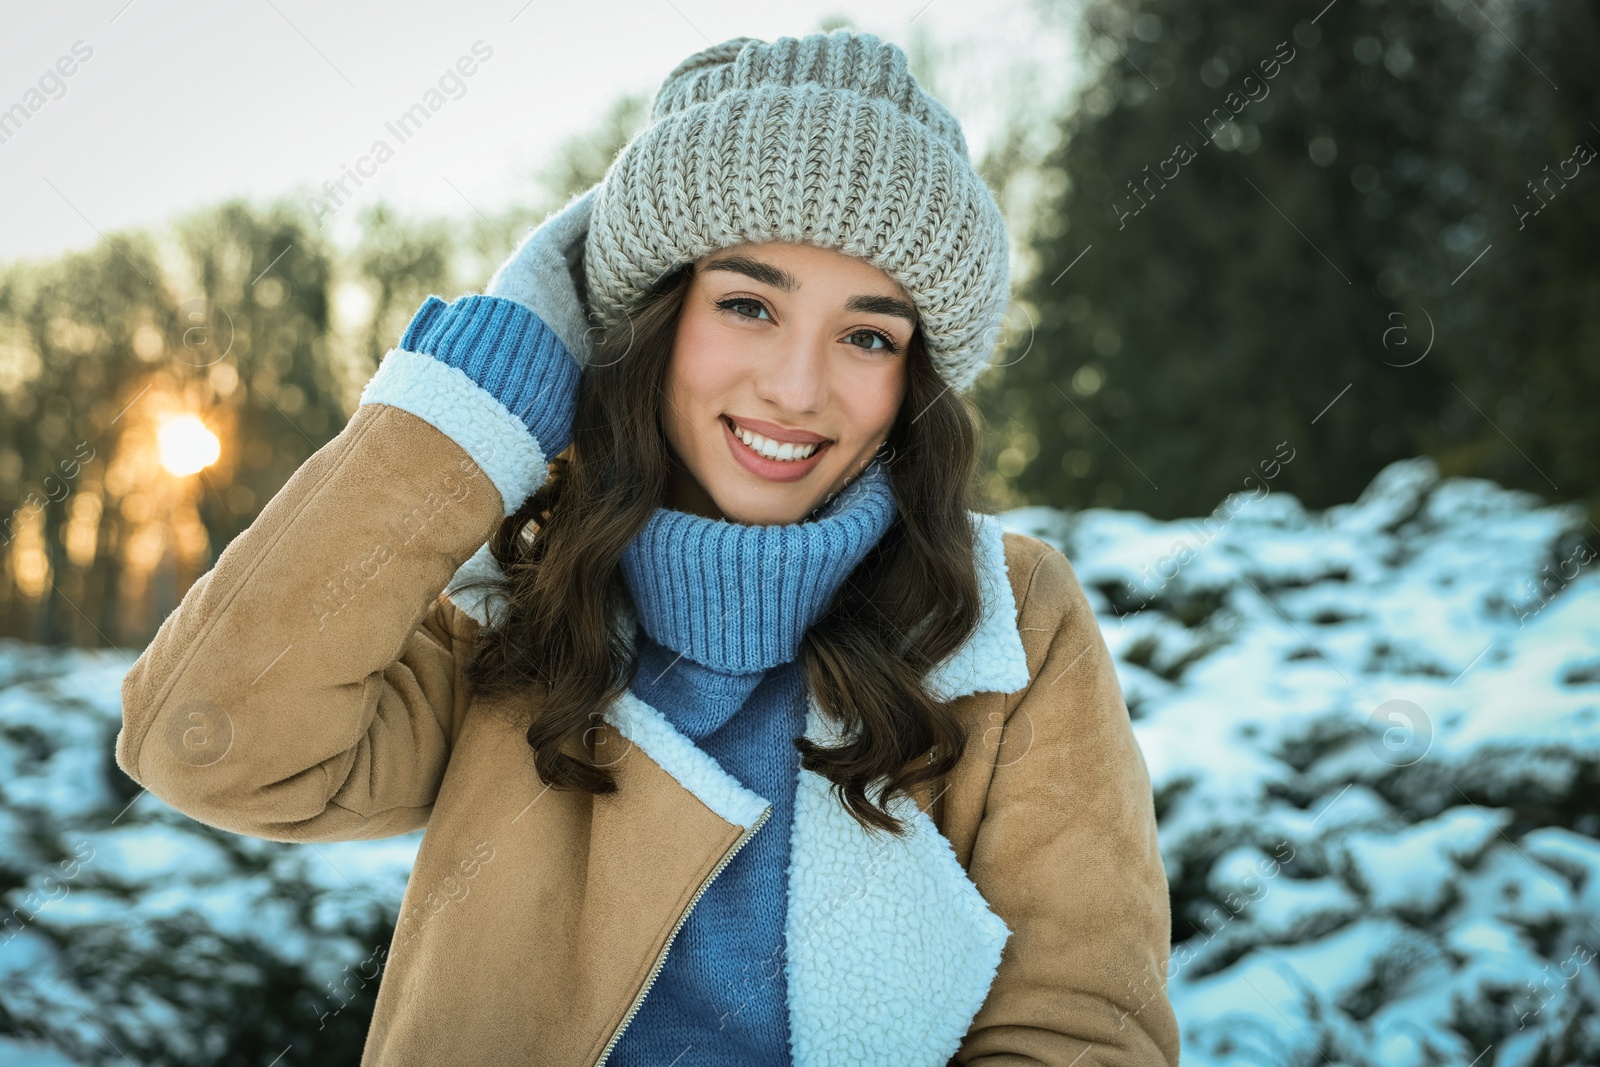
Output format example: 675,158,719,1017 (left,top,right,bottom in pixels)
659,240,915,525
